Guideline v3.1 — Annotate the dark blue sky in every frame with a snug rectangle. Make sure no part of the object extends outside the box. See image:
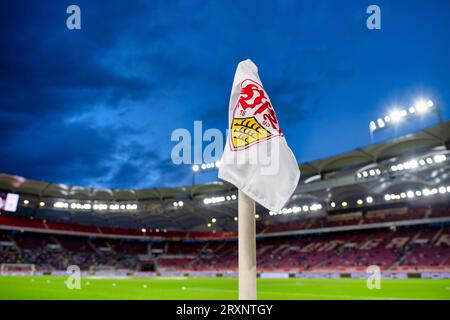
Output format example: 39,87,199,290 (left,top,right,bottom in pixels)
1,0,449,188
